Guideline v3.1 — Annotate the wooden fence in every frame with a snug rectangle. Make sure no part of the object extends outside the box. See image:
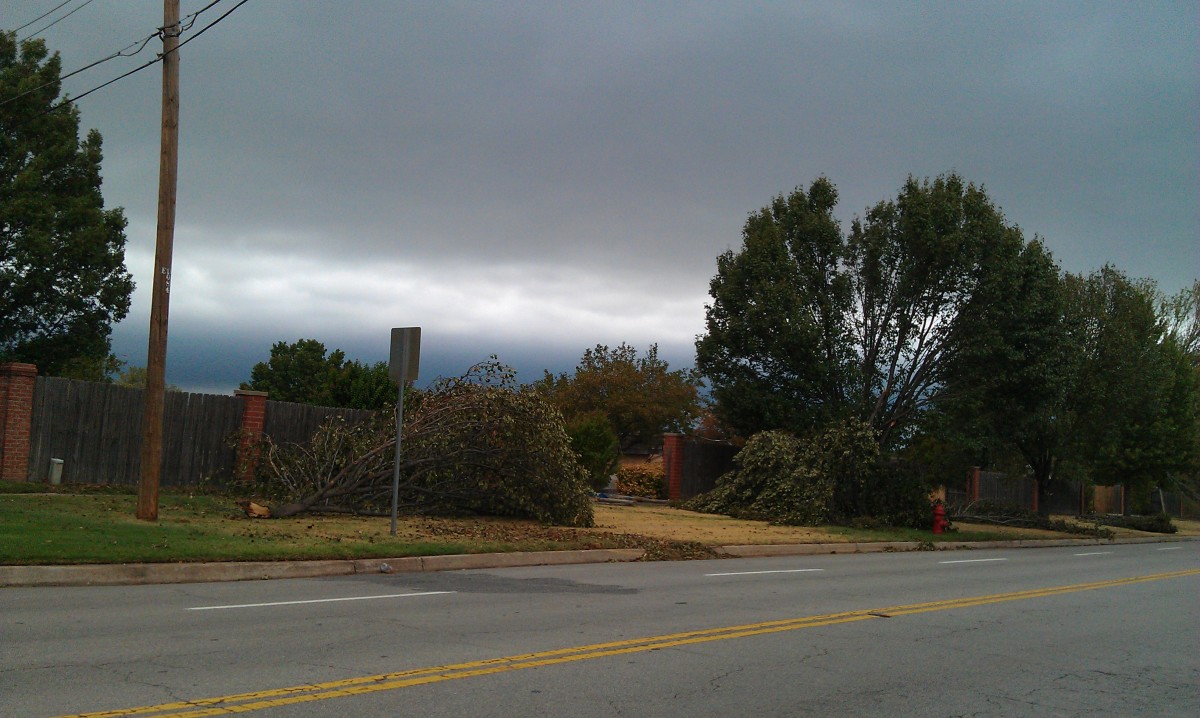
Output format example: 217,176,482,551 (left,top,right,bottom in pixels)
25,377,375,486
663,434,739,500
263,400,373,448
